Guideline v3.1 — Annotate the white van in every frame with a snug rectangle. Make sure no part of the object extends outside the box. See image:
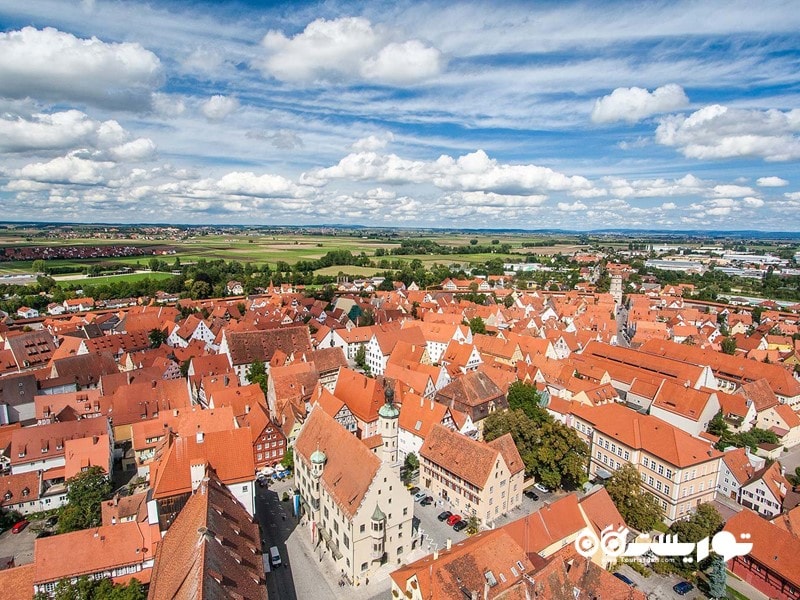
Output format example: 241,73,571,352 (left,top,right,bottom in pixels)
269,546,281,567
